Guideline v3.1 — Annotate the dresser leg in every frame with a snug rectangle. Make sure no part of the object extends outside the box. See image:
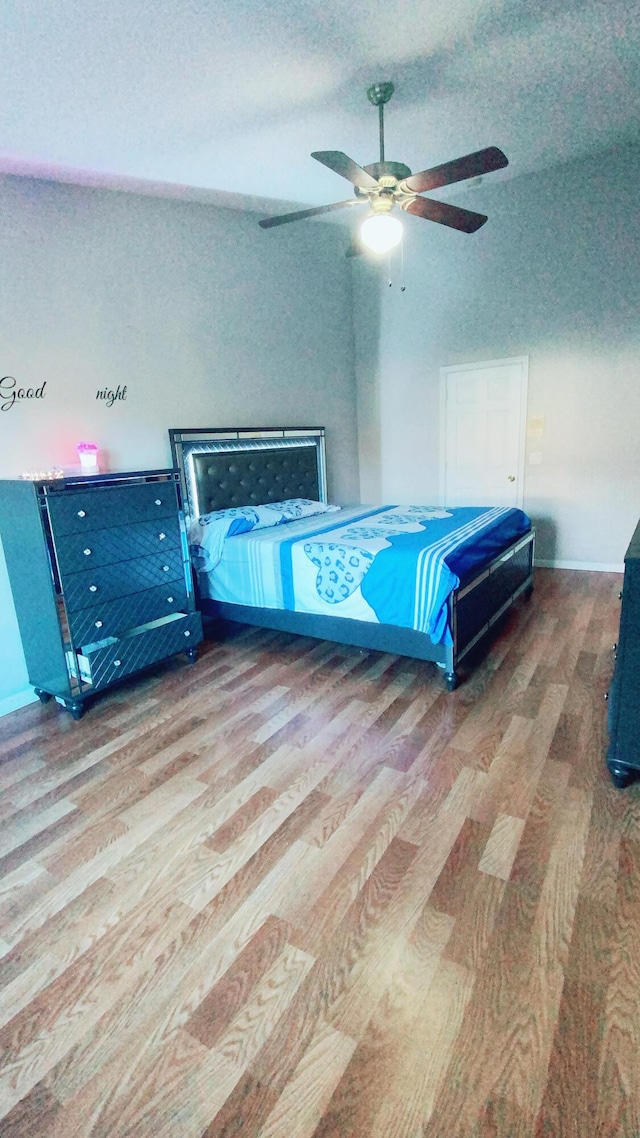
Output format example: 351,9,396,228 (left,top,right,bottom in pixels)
607,761,636,789
65,700,85,721
185,648,198,665
34,688,53,703
445,671,459,692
